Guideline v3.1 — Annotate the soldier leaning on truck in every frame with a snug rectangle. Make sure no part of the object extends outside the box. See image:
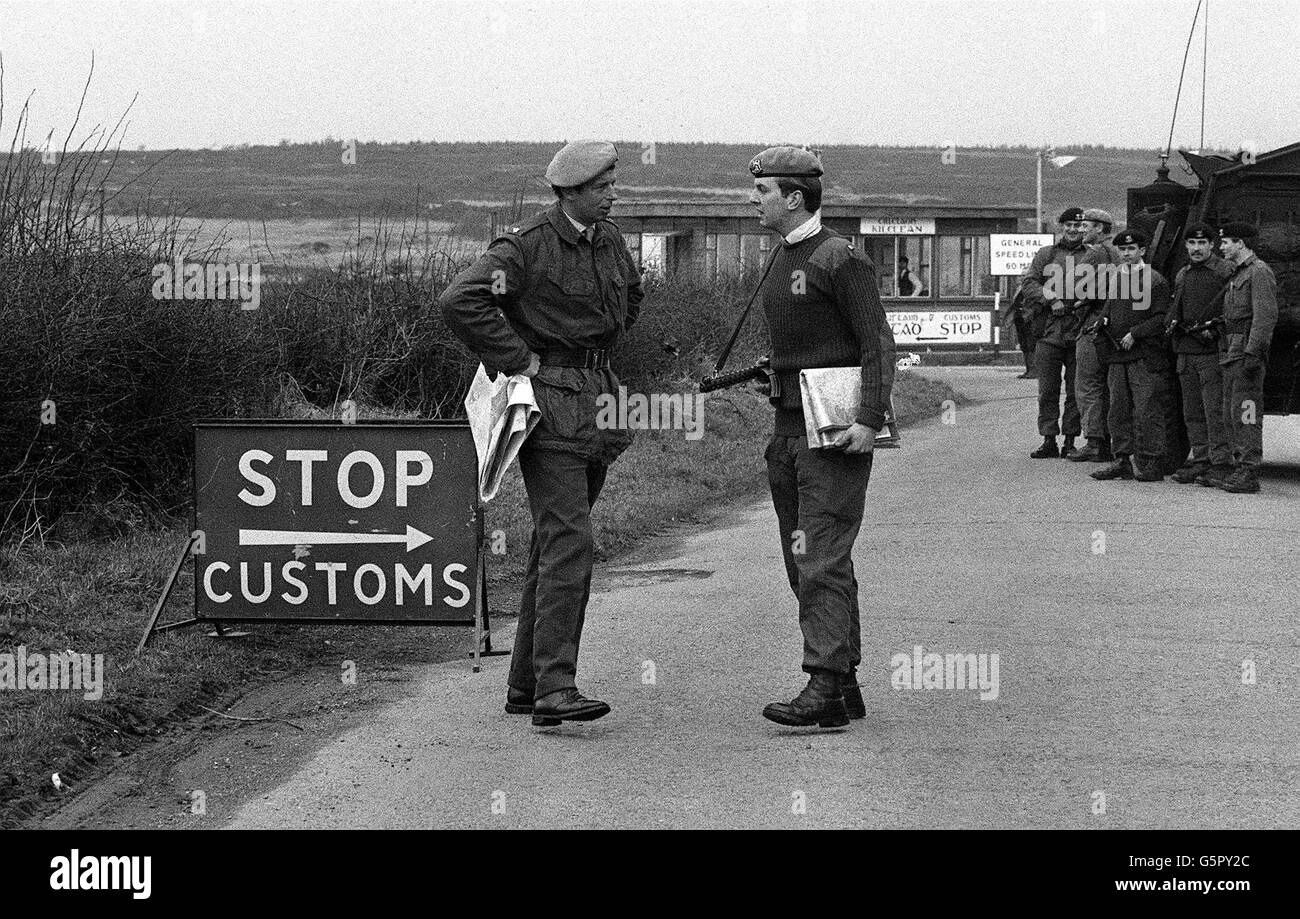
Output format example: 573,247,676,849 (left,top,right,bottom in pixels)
1020,206,1086,459
1089,229,1173,482
1166,223,1233,485
1203,222,1279,494
439,140,644,726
